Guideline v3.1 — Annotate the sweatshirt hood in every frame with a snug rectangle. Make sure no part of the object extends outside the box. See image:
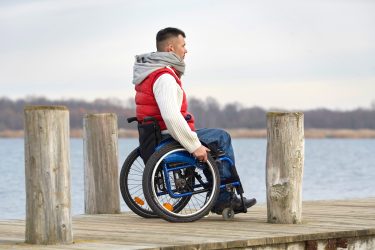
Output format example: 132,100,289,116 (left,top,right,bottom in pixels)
132,52,185,85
